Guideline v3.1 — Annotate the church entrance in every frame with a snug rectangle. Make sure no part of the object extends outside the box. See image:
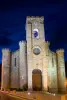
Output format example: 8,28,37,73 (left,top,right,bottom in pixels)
32,69,42,91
